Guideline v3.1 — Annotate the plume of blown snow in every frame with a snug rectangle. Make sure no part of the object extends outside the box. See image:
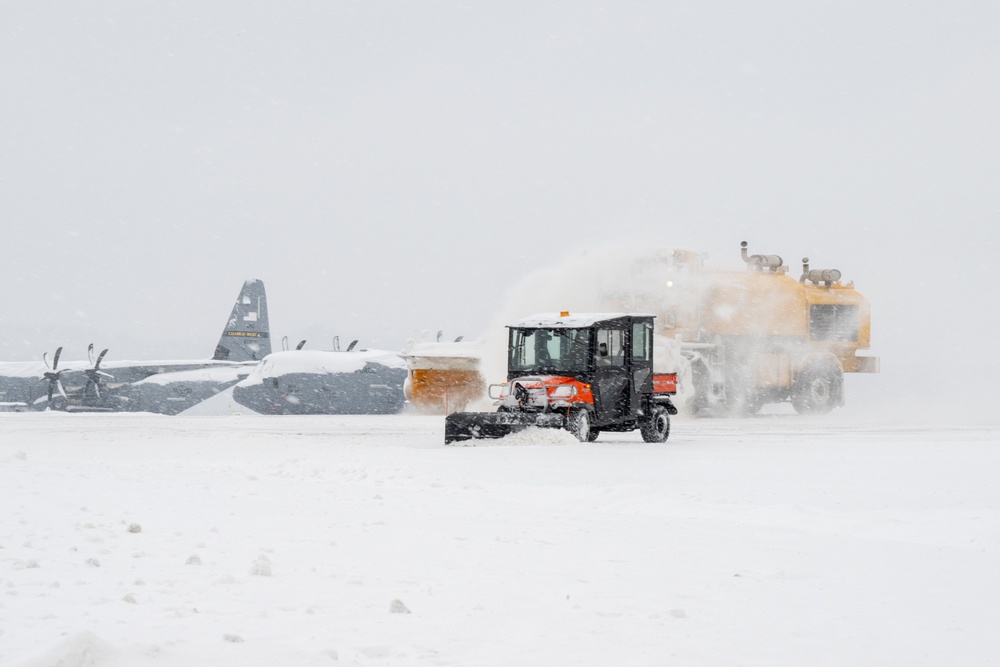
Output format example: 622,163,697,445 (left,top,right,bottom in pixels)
477,244,697,385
